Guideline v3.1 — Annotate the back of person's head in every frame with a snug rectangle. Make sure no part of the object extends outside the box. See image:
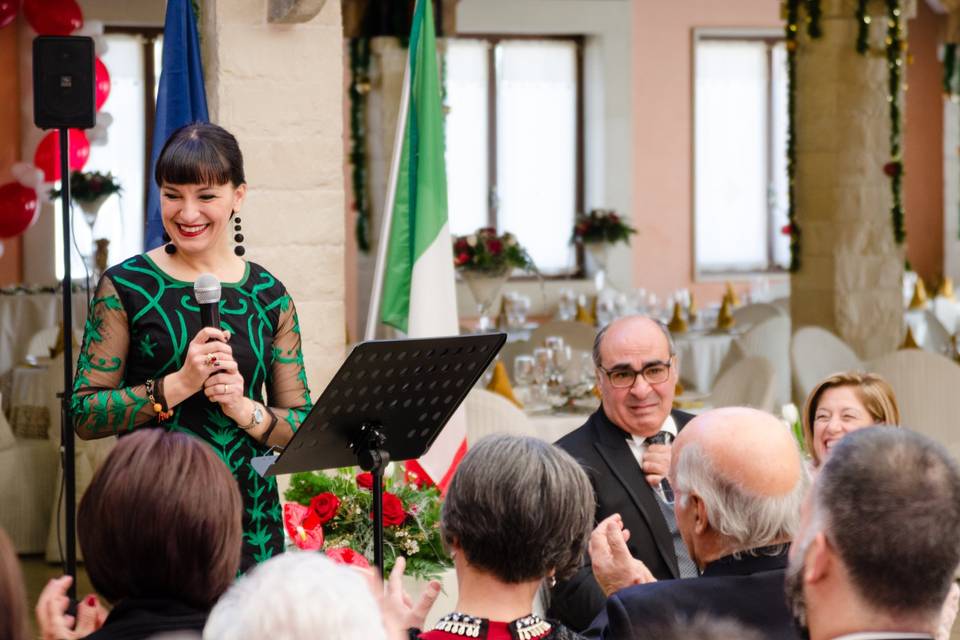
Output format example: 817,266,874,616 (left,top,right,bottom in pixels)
802,371,900,463
817,426,960,617
673,407,806,553
0,527,27,640
202,552,387,640
155,122,245,187
441,434,594,583
78,428,242,609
